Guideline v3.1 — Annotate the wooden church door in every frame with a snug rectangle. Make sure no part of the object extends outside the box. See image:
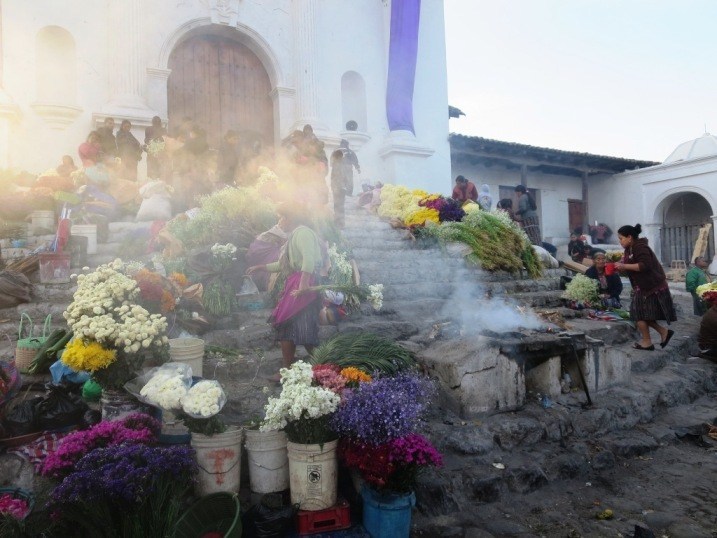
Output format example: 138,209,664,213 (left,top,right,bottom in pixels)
167,34,274,149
